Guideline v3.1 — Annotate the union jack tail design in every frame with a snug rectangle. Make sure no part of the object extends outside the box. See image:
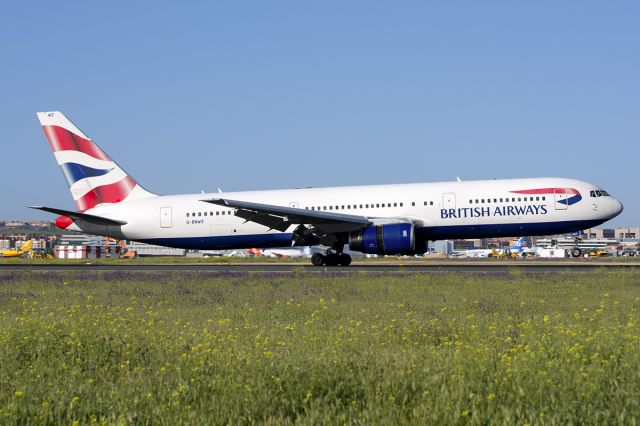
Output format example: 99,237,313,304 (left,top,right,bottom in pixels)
37,111,156,212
